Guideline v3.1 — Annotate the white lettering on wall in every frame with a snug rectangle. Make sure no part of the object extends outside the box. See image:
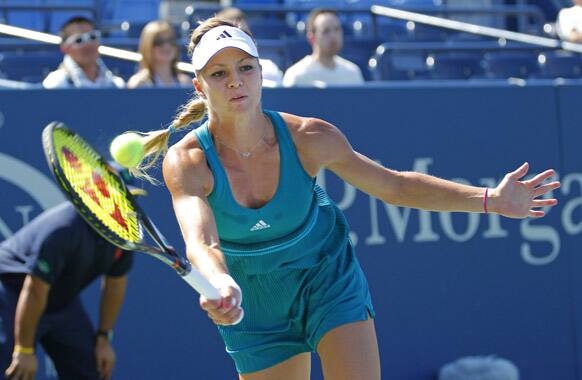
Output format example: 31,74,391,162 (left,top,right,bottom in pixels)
366,197,412,244
15,205,34,226
520,219,560,265
561,173,582,235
